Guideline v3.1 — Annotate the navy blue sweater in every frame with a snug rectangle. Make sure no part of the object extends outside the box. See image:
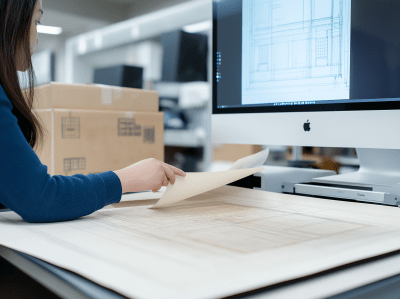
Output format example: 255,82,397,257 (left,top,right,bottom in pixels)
0,84,122,223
